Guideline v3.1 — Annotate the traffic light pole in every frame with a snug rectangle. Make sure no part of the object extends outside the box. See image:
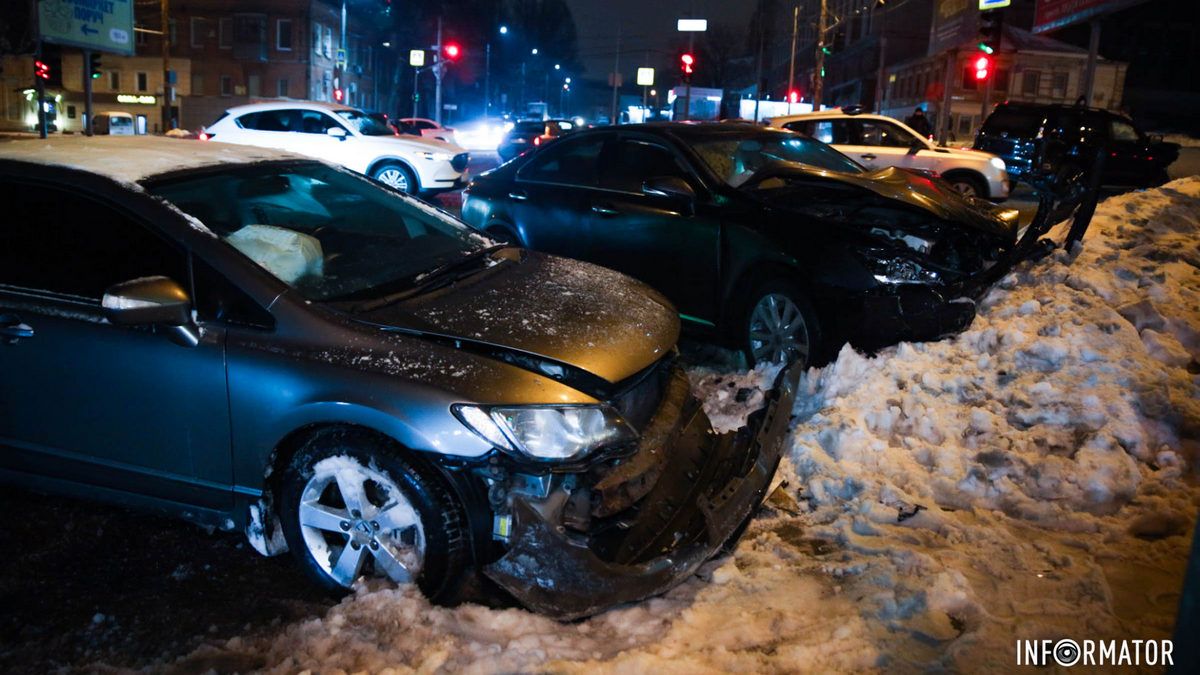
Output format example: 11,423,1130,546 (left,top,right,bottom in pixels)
83,49,93,136
683,32,693,121
434,17,443,125
34,40,47,138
